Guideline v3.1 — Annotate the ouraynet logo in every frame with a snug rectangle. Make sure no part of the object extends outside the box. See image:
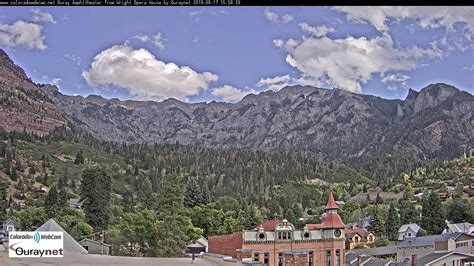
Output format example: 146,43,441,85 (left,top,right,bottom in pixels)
9,231,64,258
